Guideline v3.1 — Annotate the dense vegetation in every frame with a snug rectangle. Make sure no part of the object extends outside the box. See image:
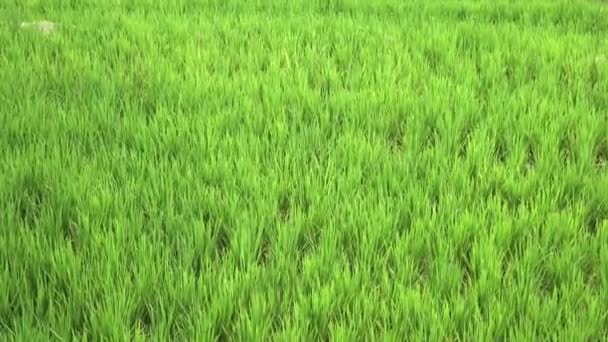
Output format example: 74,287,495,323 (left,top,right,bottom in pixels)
1,0,607,340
